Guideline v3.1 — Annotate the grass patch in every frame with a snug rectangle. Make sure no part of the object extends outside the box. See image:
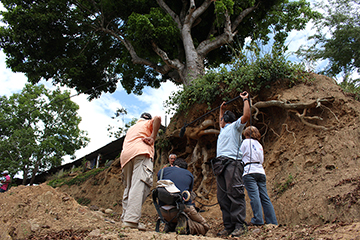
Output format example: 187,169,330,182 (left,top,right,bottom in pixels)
77,197,91,205
47,168,104,188
65,168,104,186
274,174,295,195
